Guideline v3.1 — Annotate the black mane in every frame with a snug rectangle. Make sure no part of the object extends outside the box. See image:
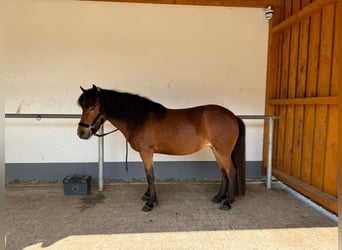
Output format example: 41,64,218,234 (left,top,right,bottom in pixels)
78,87,167,129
